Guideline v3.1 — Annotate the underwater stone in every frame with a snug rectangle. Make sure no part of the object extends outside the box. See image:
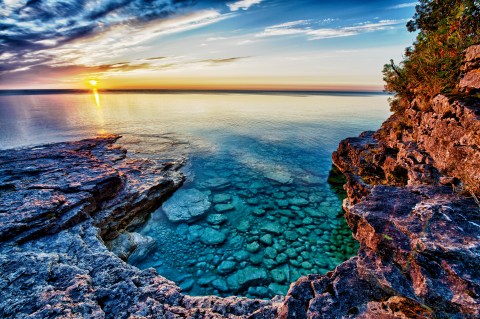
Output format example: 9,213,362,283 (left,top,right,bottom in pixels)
272,243,285,252
175,223,189,236
214,203,235,213
188,225,204,239
289,197,309,206
197,276,216,286
297,228,308,236
273,192,285,199
252,208,266,216
303,217,313,225
200,228,226,245
162,188,210,223
265,171,293,184
278,210,295,217
284,231,298,241
275,253,288,264
263,258,277,269
276,200,289,208
236,220,250,233
271,268,286,283
226,267,268,292
206,214,228,225
259,234,273,245
211,278,229,292
233,250,250,262
246,241,261,253
285,248,298,258
212,193,231,204
179,278,195,292
290,259,301,267
249,253,263,265
304,207,323,217
301,261,313,269
261,223,283,235
268,283,287,296
217,261,237,275
265,247,277,259
203,177,231,190
255,287,269,298
246,198,260,205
